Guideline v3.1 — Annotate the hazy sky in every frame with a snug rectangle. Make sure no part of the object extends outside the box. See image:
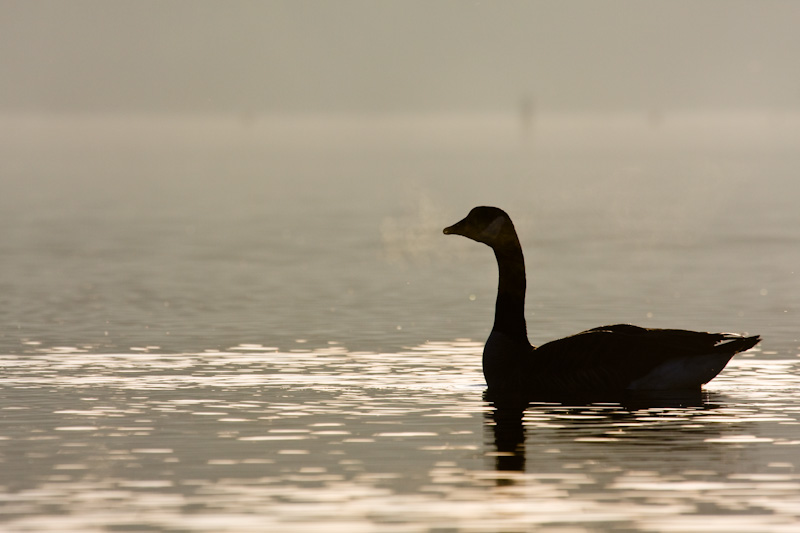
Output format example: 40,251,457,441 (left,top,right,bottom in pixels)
2,1,799,114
